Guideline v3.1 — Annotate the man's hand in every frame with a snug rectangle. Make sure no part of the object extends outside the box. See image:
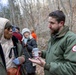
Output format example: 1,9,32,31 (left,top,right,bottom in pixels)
29,57,46,67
